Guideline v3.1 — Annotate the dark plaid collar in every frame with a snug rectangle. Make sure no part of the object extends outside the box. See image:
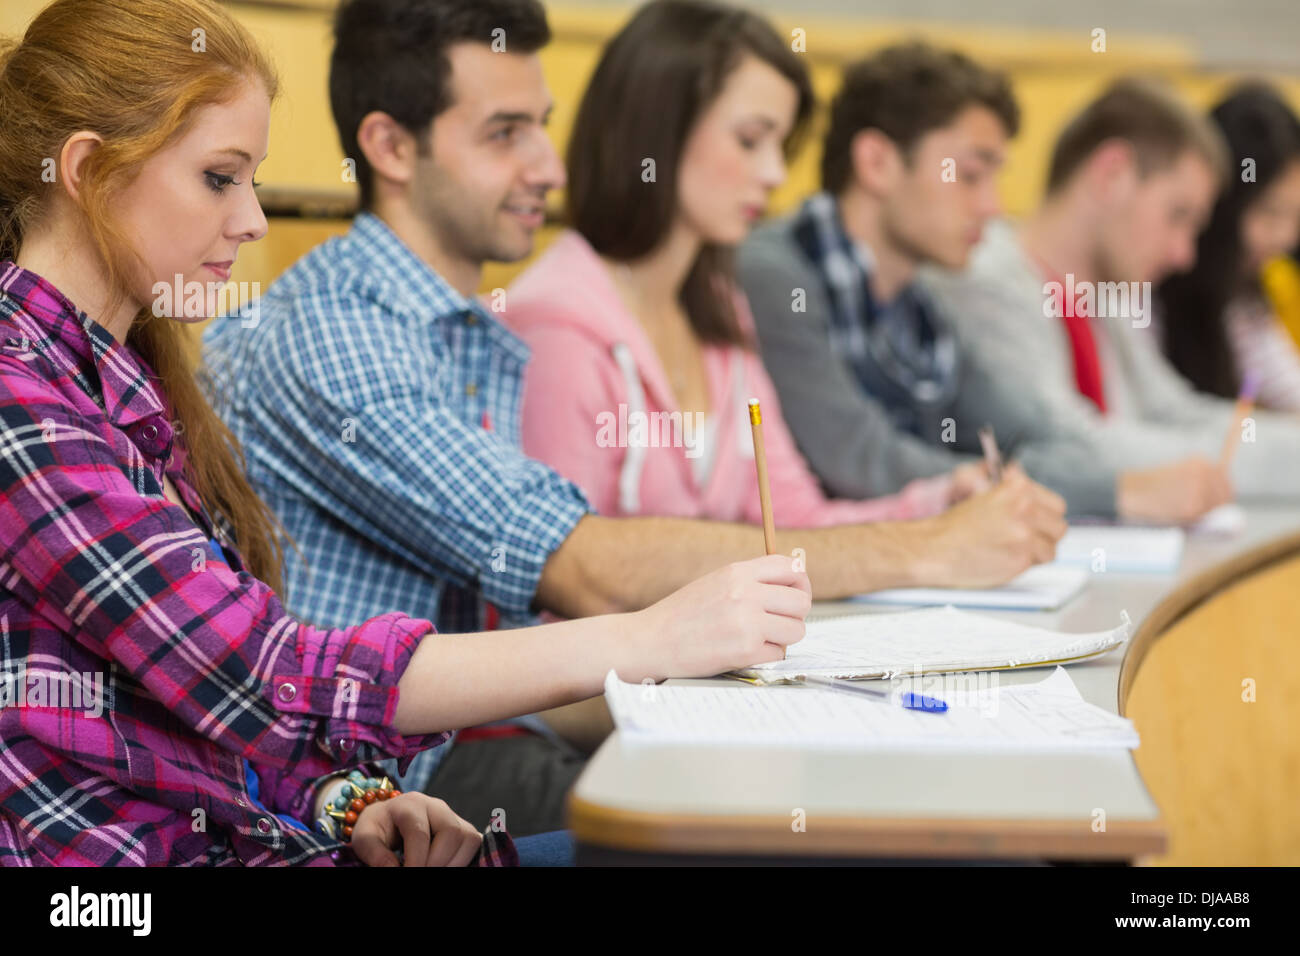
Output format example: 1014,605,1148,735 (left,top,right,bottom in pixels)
0,260,170,431
790,193,959,432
